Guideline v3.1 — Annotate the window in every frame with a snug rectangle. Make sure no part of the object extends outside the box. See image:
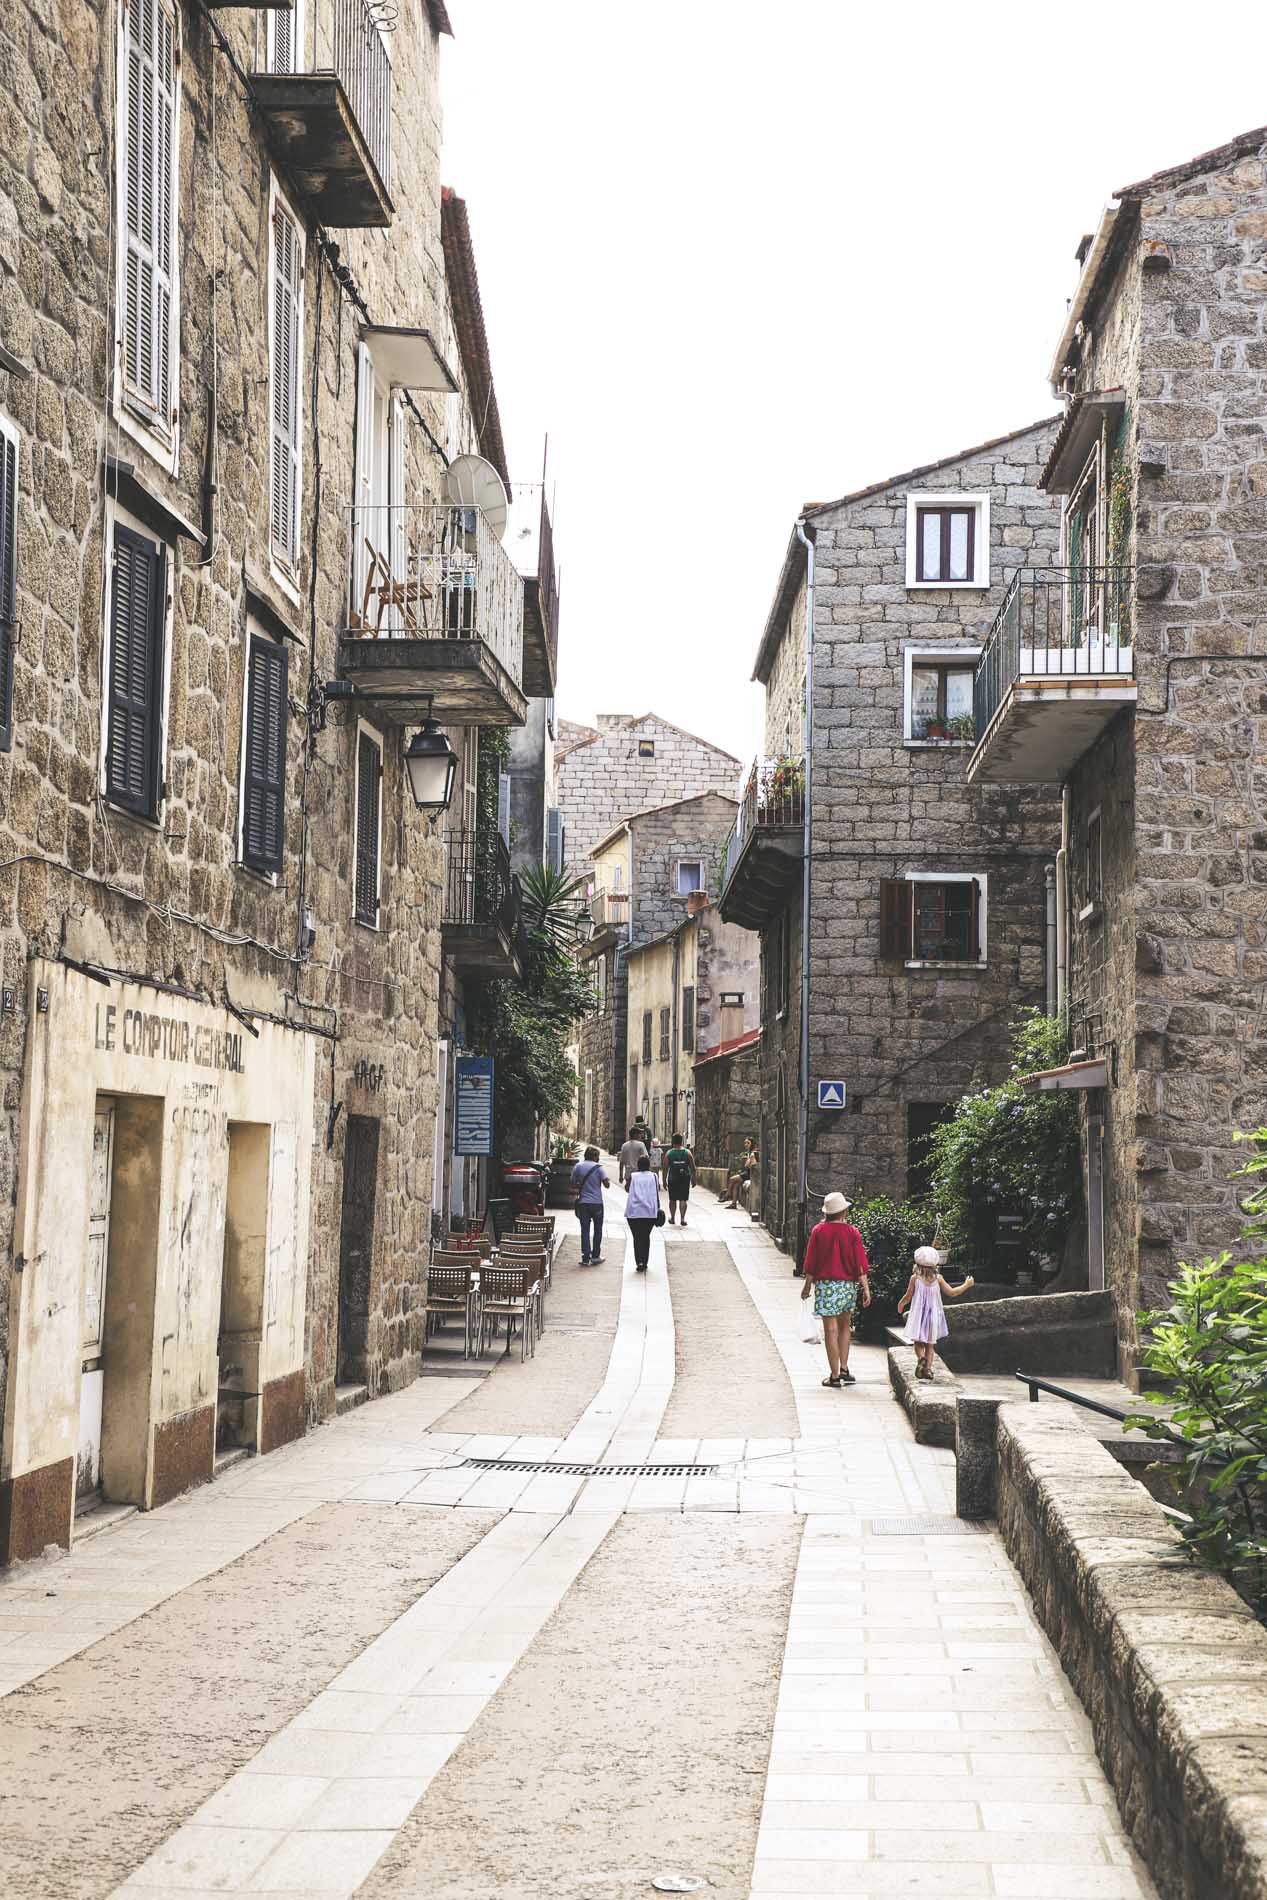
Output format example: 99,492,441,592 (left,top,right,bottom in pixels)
547,806,564,874
353,343,408,629
117,0,179,461
880,875,986,965
0,418,17,753
907,1102,955,1203
905,493,988,589
593,954,607,1011
904,649,979,743
269,187,304,581
659,1007,671,1062
266,0,303,73
638,738,655,758
650,1096,659,1136
642,1010,653,1063
663,1093,673,1134
676,858,704,896
354,724,383,926
240,634,289,876
721,991,744,1008
682,986,695,1053
105,520,167,818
